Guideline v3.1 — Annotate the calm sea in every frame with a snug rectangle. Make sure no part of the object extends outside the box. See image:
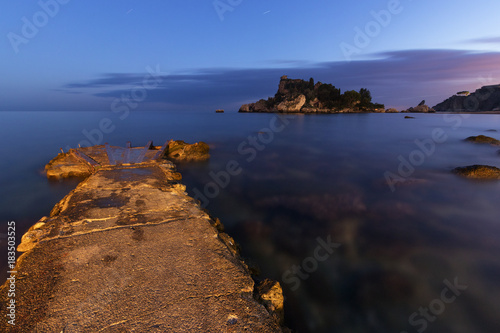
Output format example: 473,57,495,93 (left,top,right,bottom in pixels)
1,111,500,332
